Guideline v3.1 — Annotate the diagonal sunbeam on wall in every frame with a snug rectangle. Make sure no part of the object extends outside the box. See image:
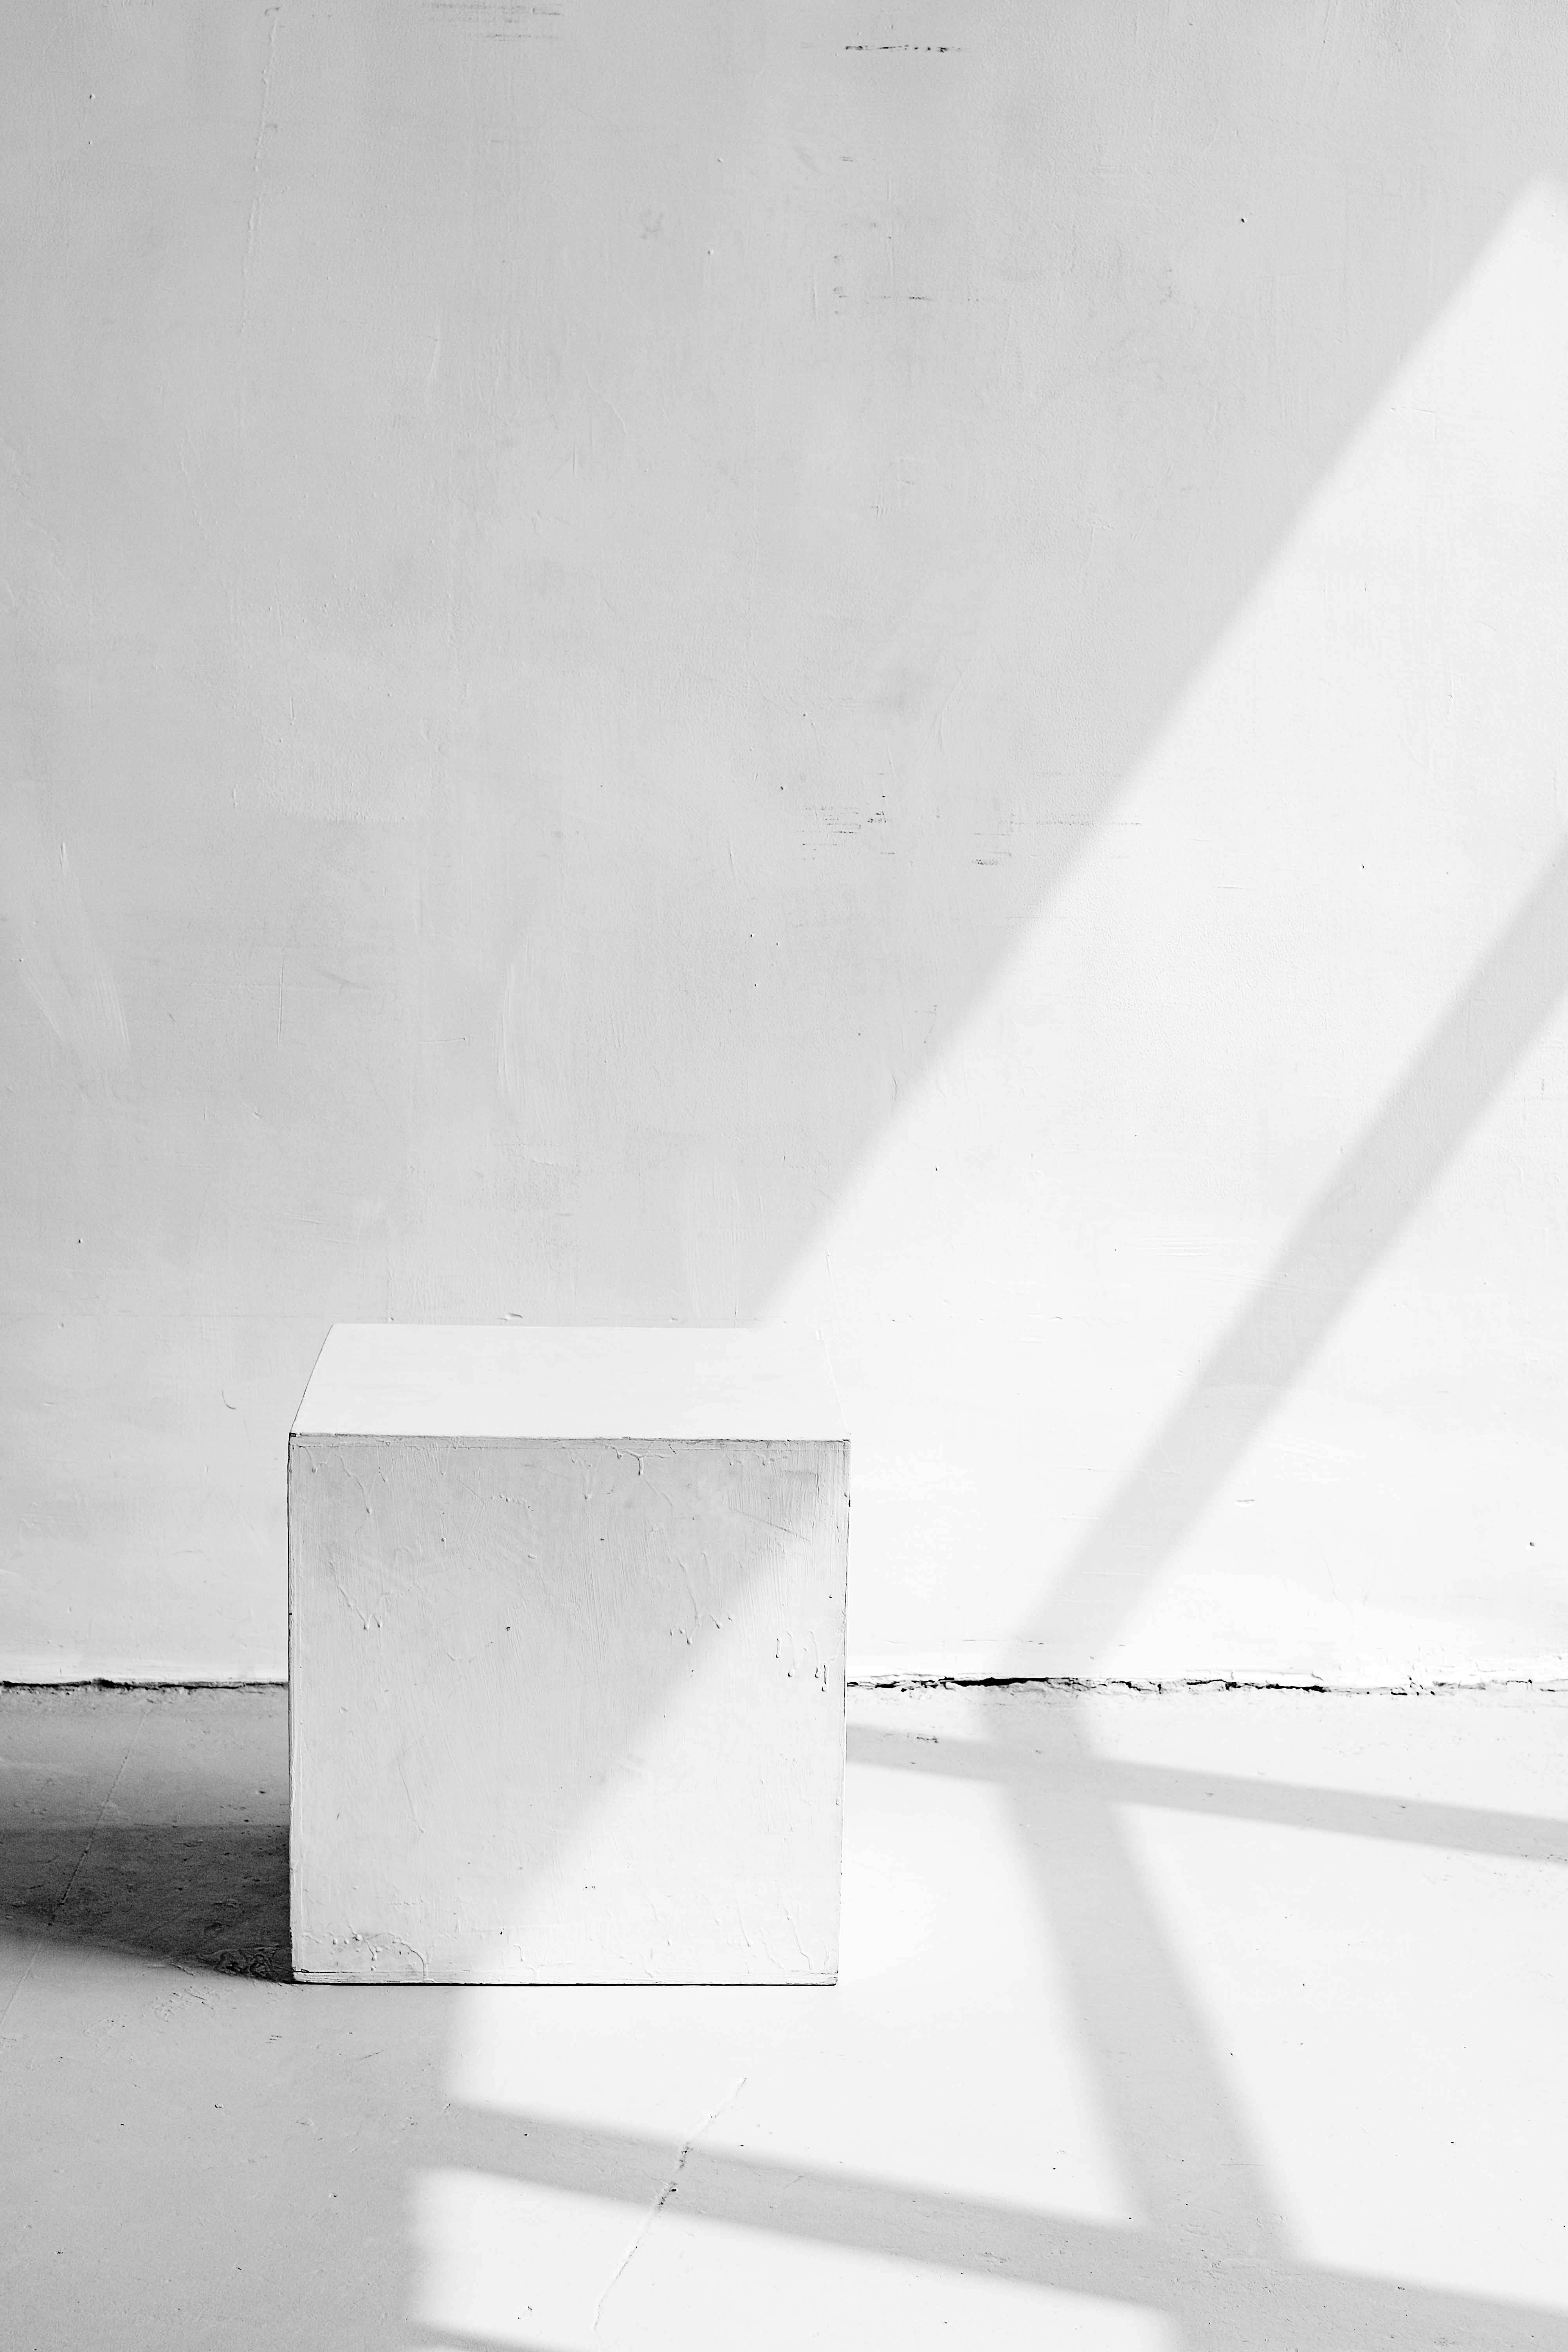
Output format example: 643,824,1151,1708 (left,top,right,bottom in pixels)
769,177,1568,1686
